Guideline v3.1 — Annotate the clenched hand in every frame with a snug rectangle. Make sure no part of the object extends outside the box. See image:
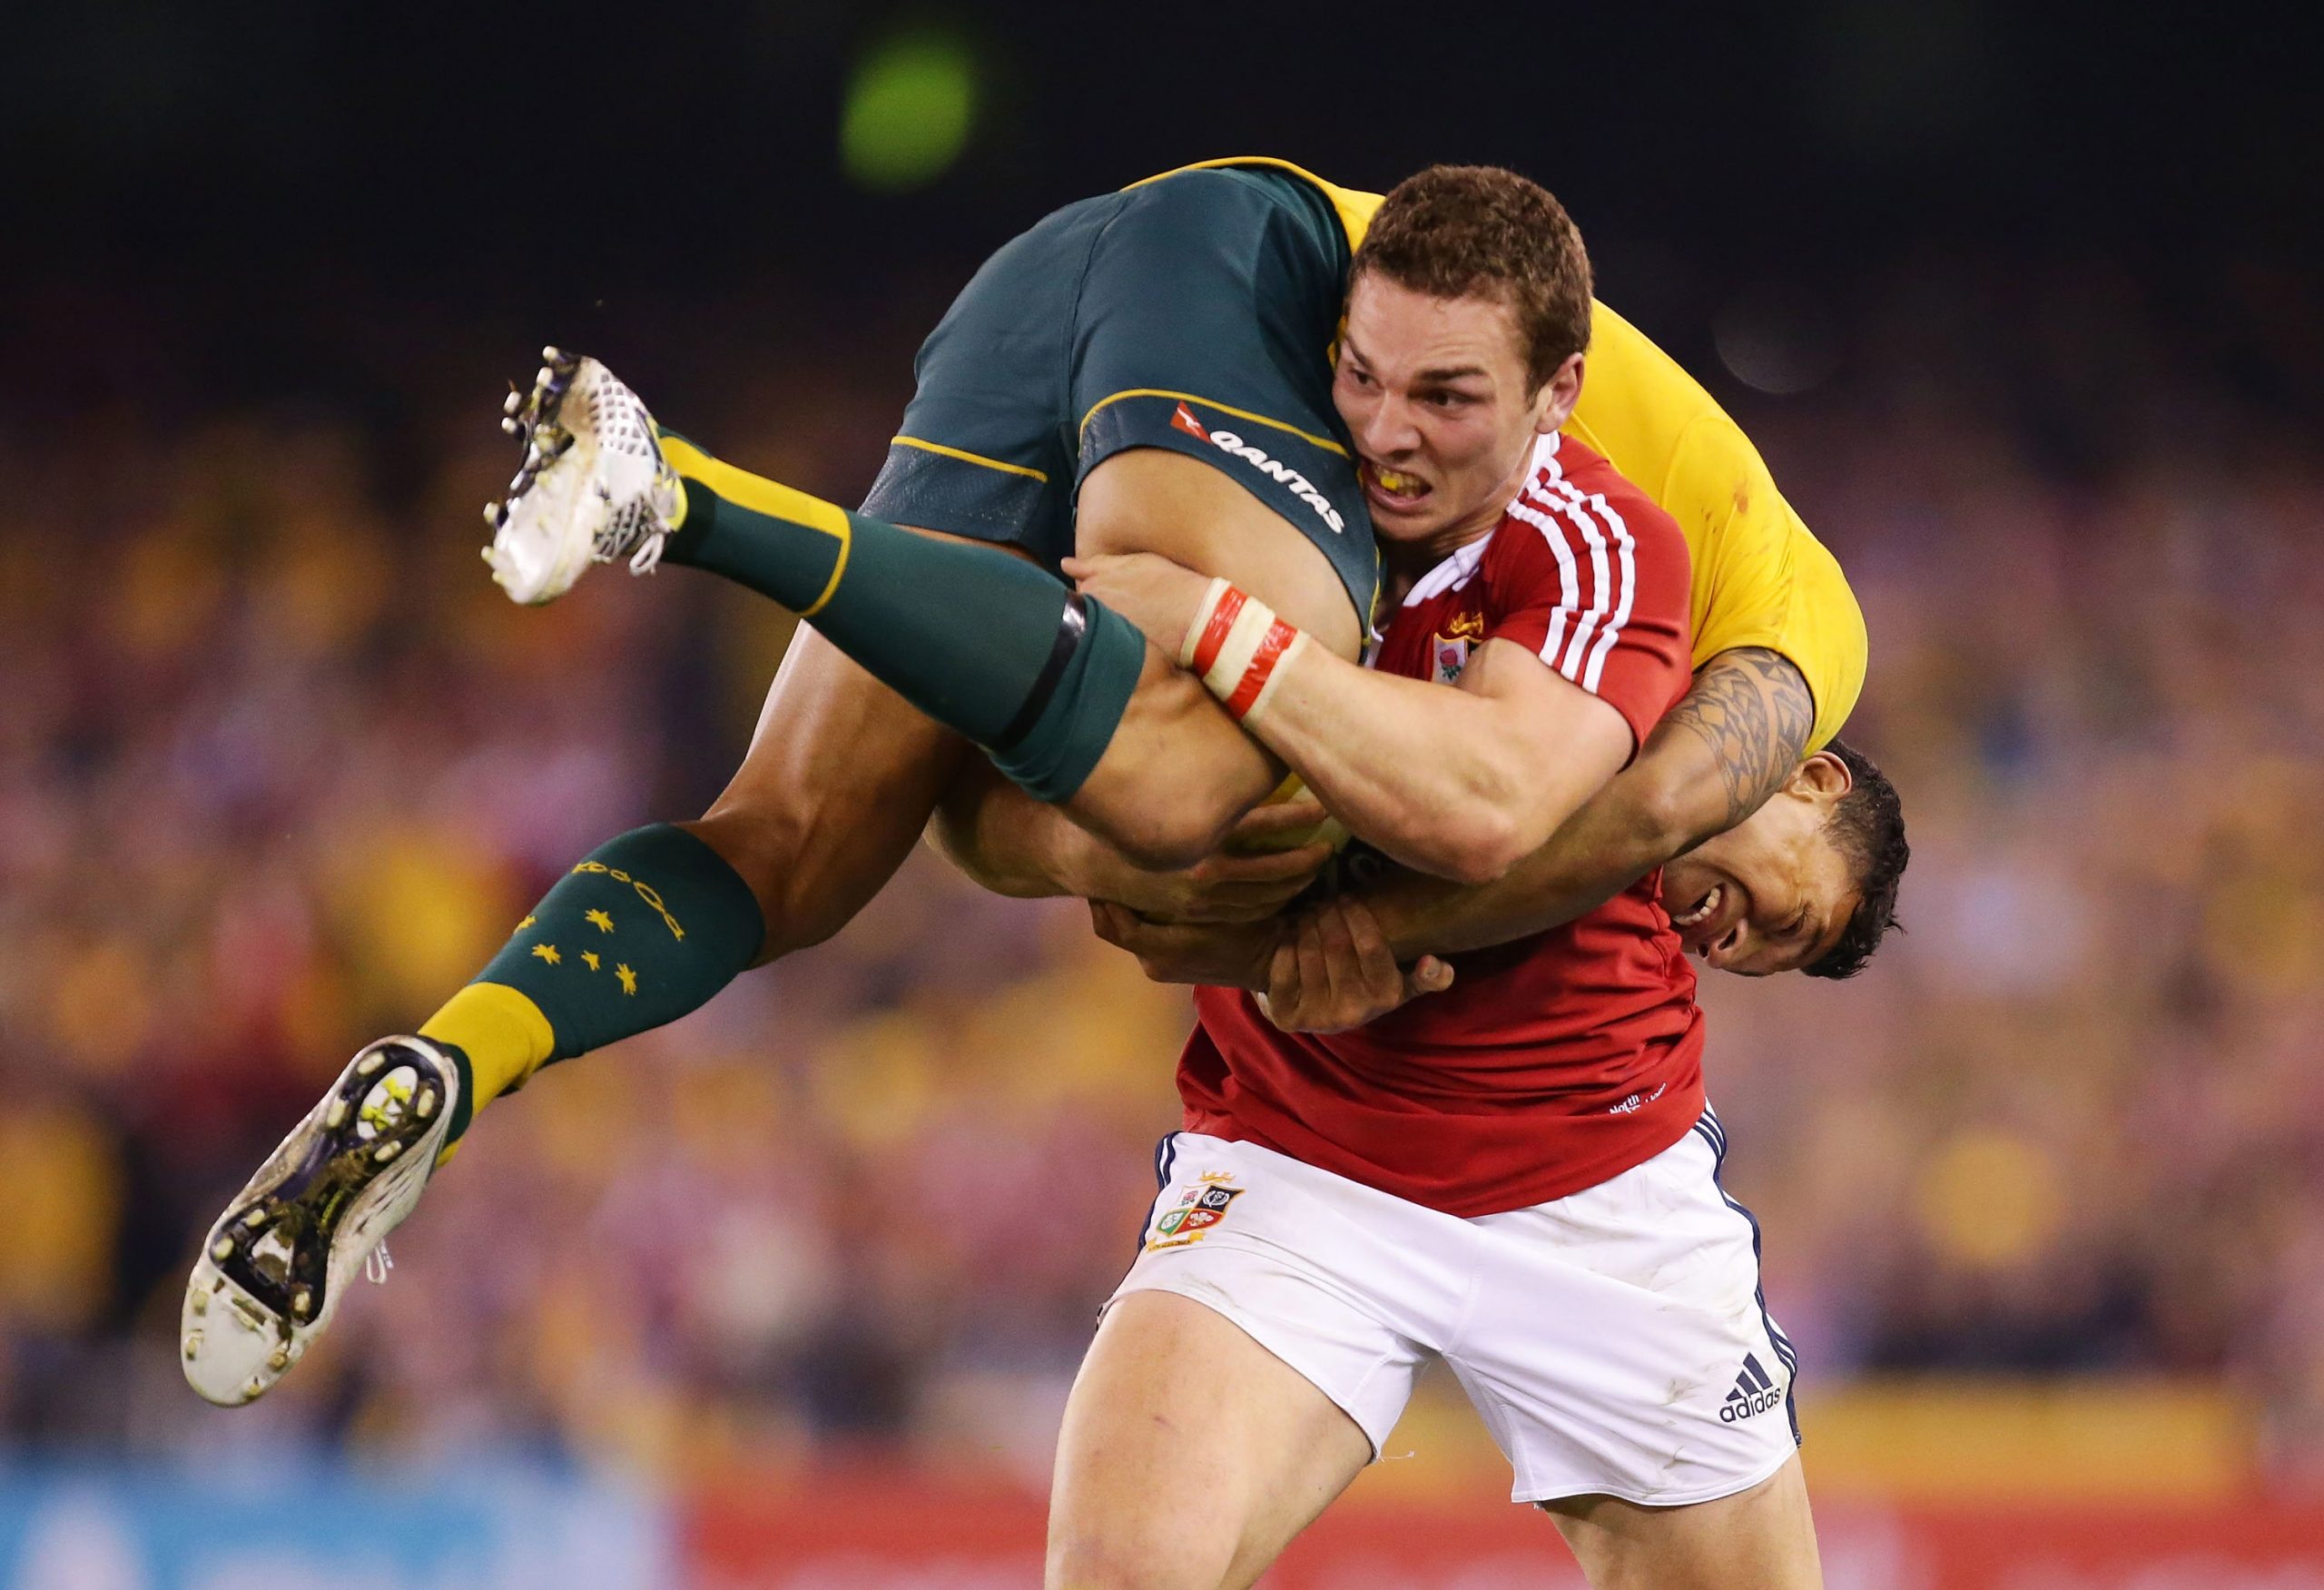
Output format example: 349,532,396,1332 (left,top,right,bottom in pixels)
1264,896,1454,1034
